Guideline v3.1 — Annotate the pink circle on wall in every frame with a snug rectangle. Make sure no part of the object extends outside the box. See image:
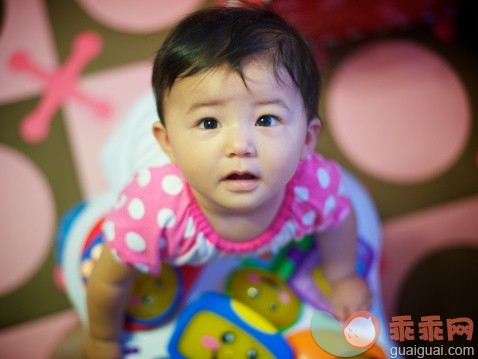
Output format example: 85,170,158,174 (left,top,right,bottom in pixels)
326,40,471,184
76,0,204,33
0,145,55,295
